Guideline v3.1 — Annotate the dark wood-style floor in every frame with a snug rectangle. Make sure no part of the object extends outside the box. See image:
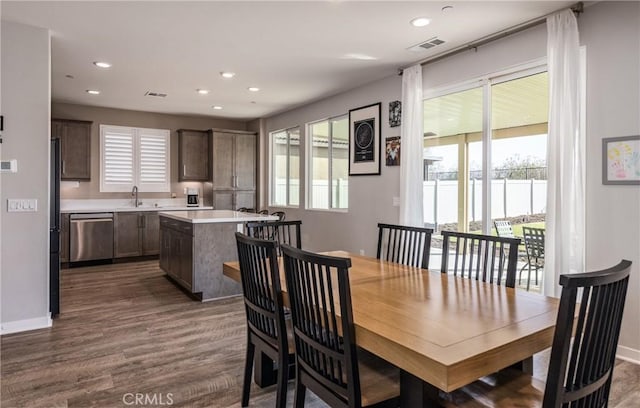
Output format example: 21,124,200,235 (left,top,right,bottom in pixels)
1,261,638,407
